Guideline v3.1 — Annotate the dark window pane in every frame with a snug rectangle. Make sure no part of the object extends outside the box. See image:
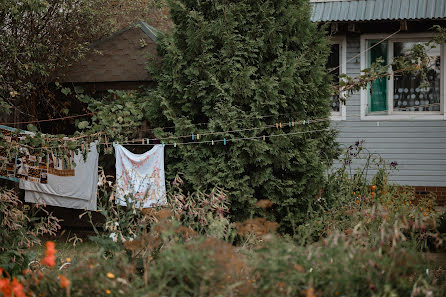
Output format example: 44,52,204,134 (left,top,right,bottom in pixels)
393,42,441,112
328,44,340,112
